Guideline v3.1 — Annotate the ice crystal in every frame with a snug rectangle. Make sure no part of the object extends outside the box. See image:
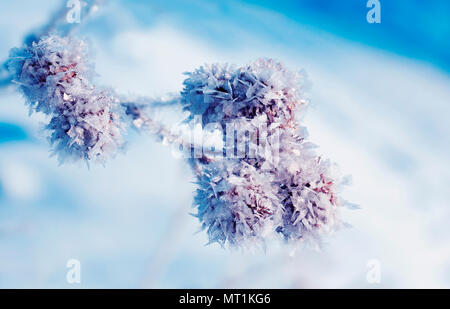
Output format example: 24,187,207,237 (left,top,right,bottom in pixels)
183,59,347,247
7,35,123,164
